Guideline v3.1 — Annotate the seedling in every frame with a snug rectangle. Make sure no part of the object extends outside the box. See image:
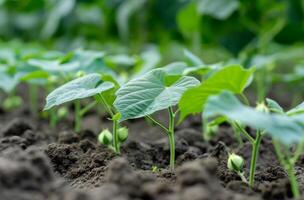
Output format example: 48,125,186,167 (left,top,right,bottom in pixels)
227,153,247,183
114,68,200,169
98,126,128,152
204,91,304,194
44,73,126,154
268,99,304,198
